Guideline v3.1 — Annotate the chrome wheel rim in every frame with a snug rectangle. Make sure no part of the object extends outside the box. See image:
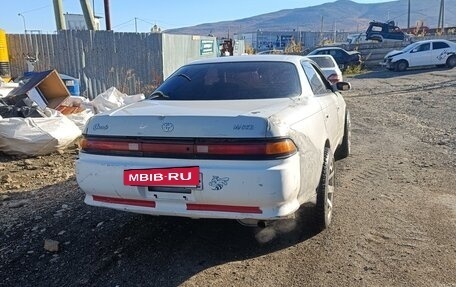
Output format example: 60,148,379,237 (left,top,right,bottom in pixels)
326,158,335,222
